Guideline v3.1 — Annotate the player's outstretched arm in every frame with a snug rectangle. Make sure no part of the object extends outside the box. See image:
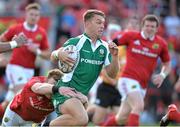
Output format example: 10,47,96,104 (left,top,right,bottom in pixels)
105,42,120,78
0,33,27,53
31,83,54,95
